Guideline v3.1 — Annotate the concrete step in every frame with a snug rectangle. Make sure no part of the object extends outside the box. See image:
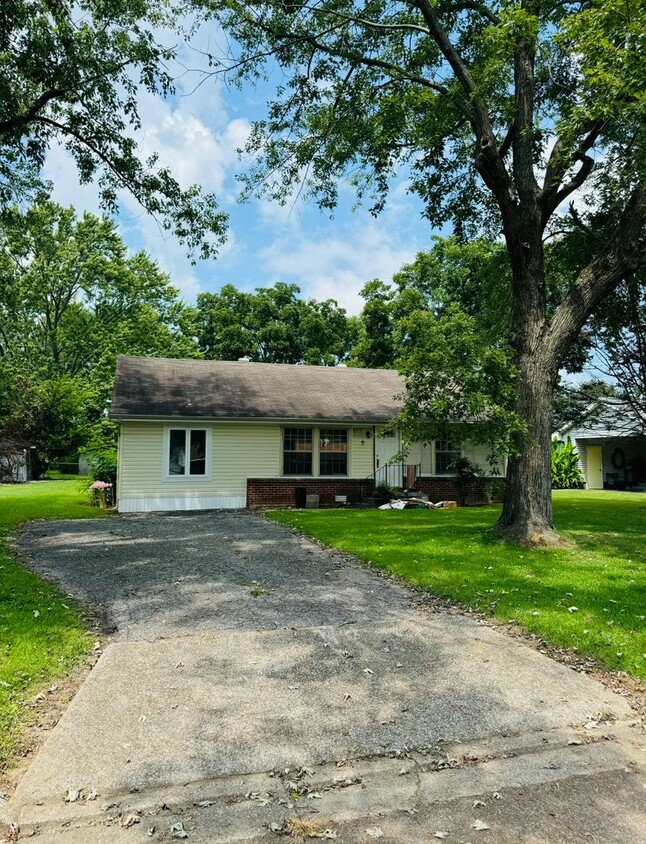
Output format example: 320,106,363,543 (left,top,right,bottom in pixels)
6,728,642,843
